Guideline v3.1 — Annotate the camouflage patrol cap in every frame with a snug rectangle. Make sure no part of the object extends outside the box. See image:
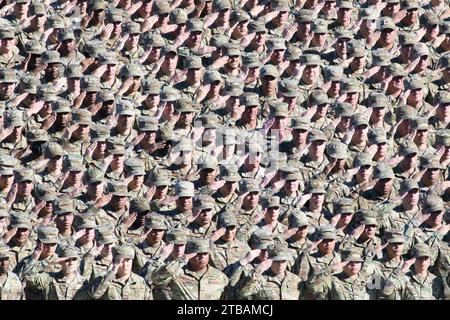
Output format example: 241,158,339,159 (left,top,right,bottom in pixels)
106,137,126,154
240,178,259,193
27,129,48,143
81,75,100,92
0,155,17,175
83,40,106,58
335,27,353,40
324,65,343,82
45,142,65,159
397,105,417,120
77,215,96,229
20,75,40,94
218,214,238,228
37,84,58,102
0,68,18,83
306,180,326,194
121,63,143,78
369,91,389,108
220,164,240,182
289,212,309,228
353,153,375,167
222,131,237,145
96,225,118,245
116,99,136,116
272,101,289,118
388,63,406,77
160,86,180,102
85,167,104,184
59,29,75,41
412,116,429,131
260,64,279,78
52,99,70,114
348,44,366,58
248,20,267,33
378,17,397,31
425,194,445,213
435,91,450,105
202,114,220,129
170,8,188,25
145,33,166,48
185,238,211,254
398,33,416,46
210,34,230,48
193,194,215,211
10,212,32,229
263,196,280,209
435,129,450,147
5,110,25,127
251,229,274,249
359,212,378,226
413,244,431,258
333,198,354,215
64,154,85,172
42,50,62,64
106,8,124,23
406,76,424,91
199,156,218,171
187,19,204,33
60,246,80,259
368,127,387,145
130,197,150,214
336,0,353,8
411,42,429,59
161,45,178,56
0,245,12,259
240,92,259,107
269,38,287,51
295,9,314,23
91,124,110,142
267,243,291,261
24,39,44,55
288,117,309,131
0,206,8,218
98,52,118,66
212,0,232,11
242,52,261,68
90,0,106,10
334,102,353,117
145,214,168,230
0,28,14,40
175,181,195,197
231,9,252,24
400,178,419,194
175,97,195,113
174,137,193,152
203,69,223,84
65,64,83,78
279,79,298,97
359,8,379,20
403,0,419,10
372,49,391,67
30,2,45,15
224,44,241,57
373,162,395,179
141,78,161,95
441,20,450,34
113,244,135,259
387,232,405,244
420,154,444,170
308,129,327,142
166,229,188,244
341,248,364,262
272,0,289,10
316,225,337,240
123,21,141,35
149,170,171,187
72,109,92,125
285,46,301,61
109,182,130,197
326,140,348,159
14,168,35,183
312,19,328,33
37,226,59,244
47,15,66,29
352,114,369,128
153,0,171,14
125,158,145,176
309,90,329,106
184,56,203,70
398,140,419,157
300,53,321,66
420,12,439,26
